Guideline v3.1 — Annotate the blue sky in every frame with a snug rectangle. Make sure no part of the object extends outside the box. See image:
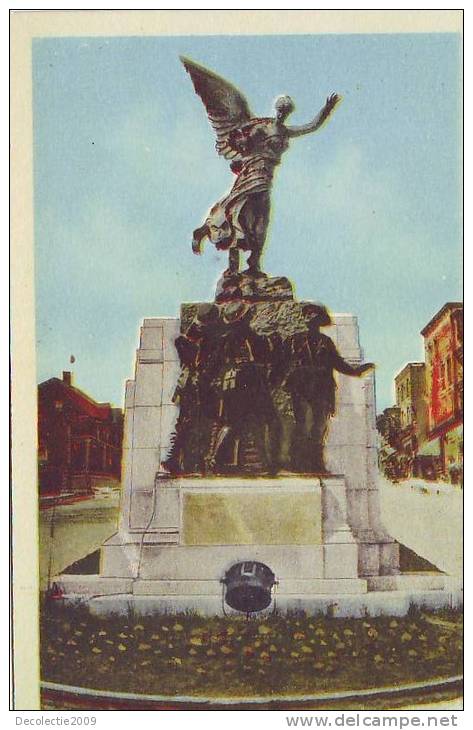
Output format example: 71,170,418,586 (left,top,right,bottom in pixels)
33,33,462,410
